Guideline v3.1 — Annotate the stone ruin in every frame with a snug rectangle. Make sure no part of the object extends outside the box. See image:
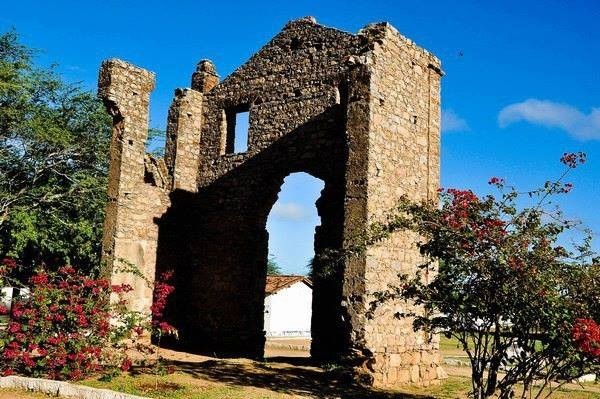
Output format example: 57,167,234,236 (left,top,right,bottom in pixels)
98,17,444,387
